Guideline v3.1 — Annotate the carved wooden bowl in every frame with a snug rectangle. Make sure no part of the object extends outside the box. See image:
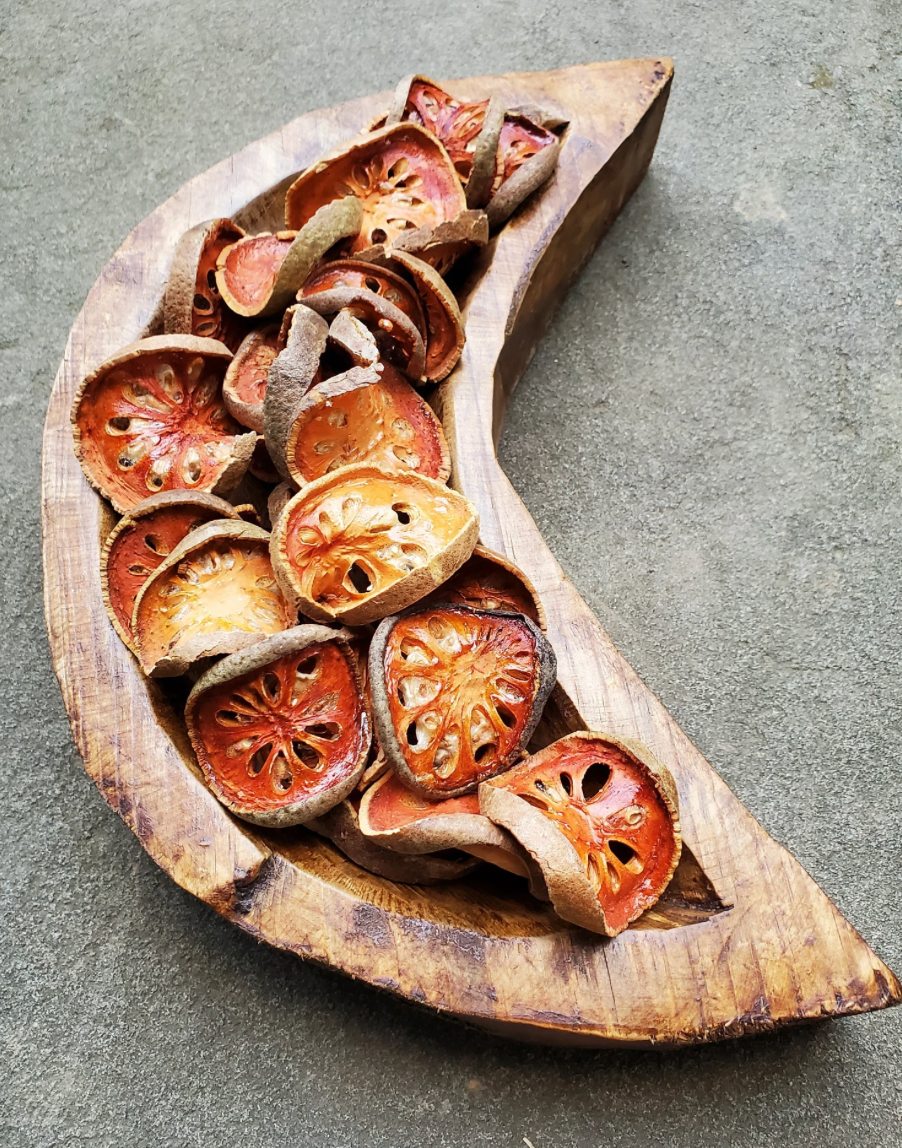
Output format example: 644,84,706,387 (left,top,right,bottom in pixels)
42,60,900,1047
